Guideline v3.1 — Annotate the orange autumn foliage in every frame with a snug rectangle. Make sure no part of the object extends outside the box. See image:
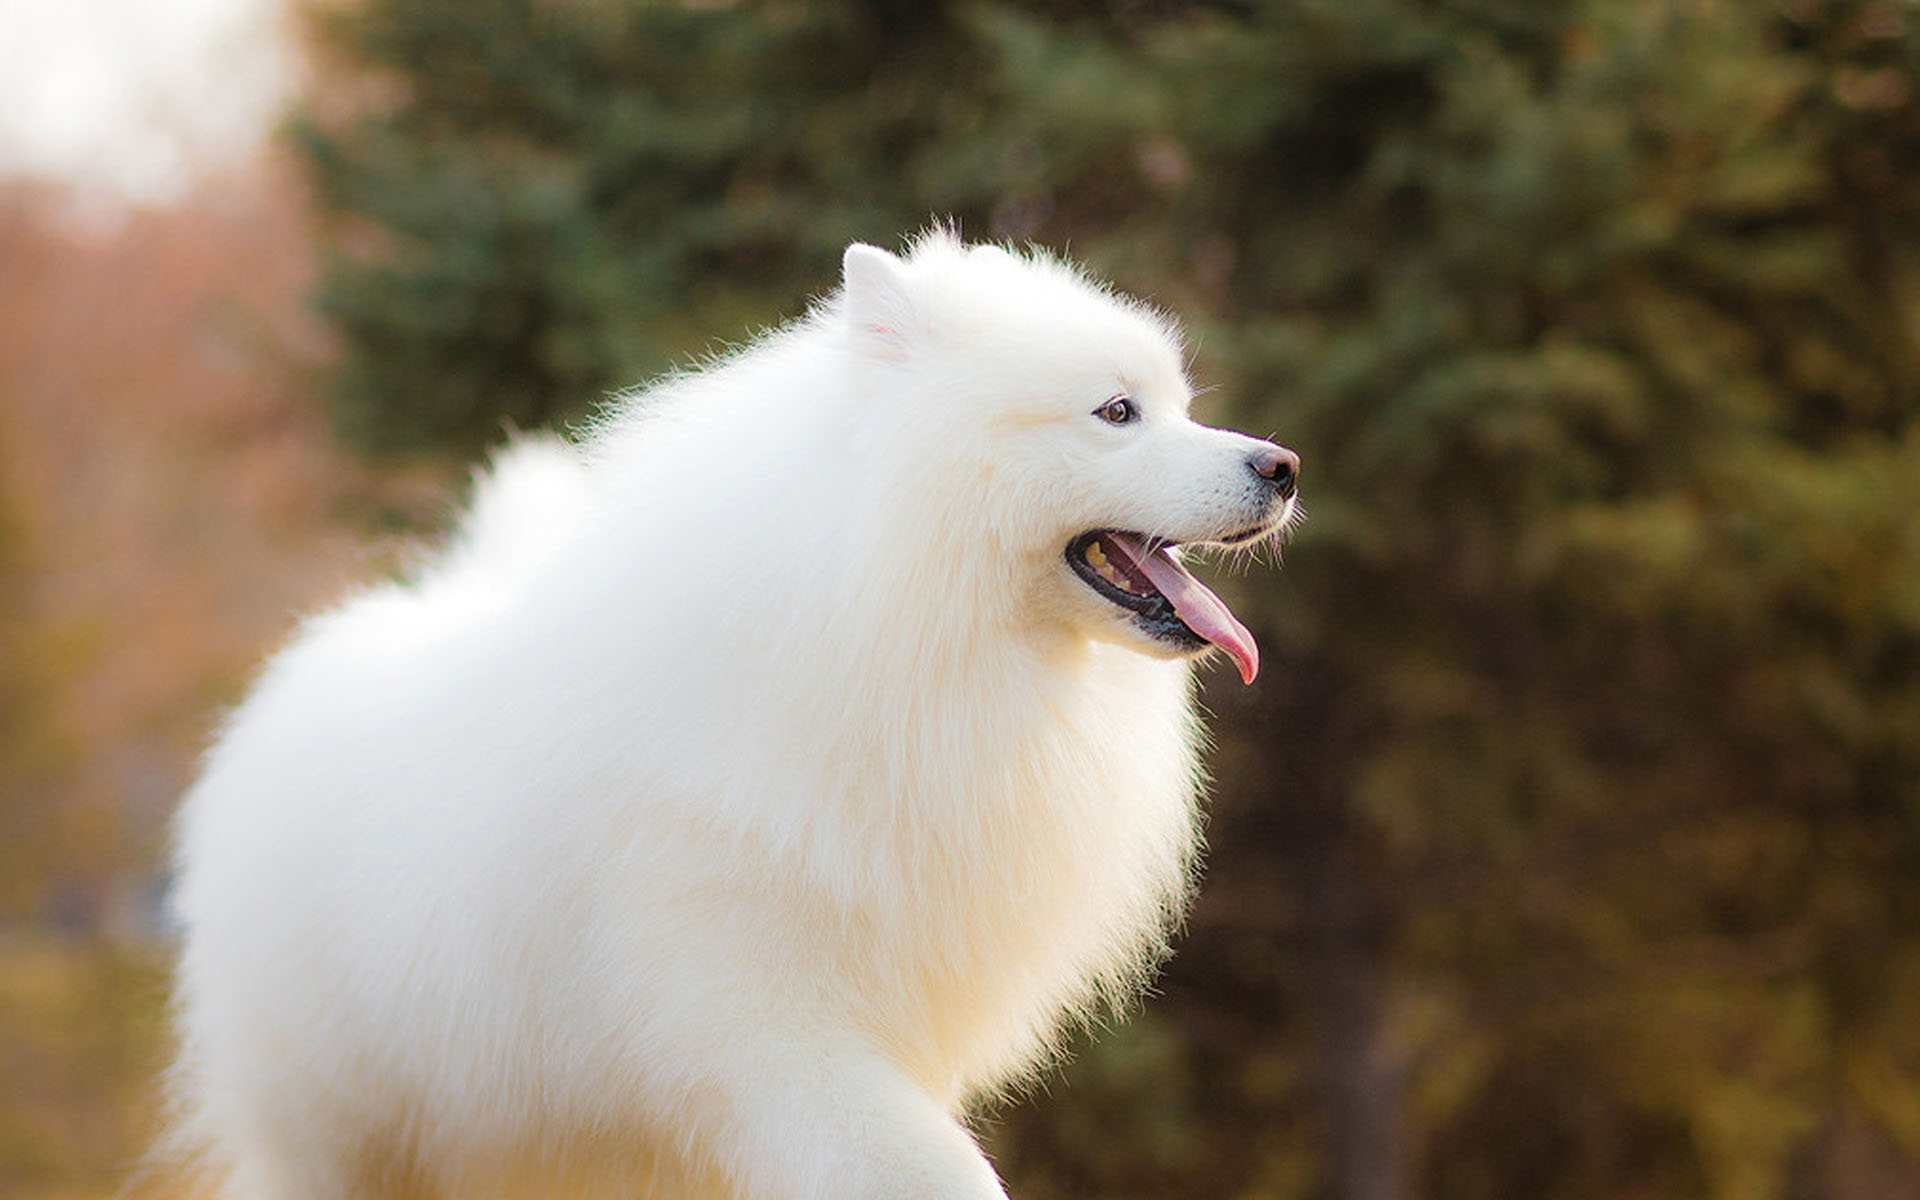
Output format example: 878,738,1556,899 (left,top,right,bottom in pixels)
0,159,440,930
0,158,456,1200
